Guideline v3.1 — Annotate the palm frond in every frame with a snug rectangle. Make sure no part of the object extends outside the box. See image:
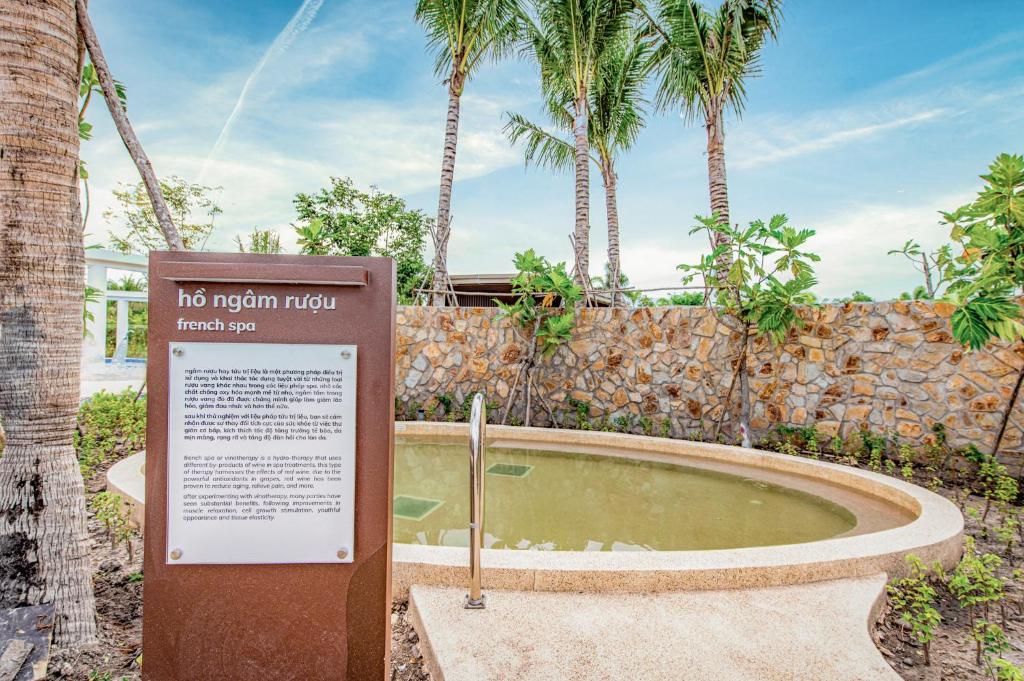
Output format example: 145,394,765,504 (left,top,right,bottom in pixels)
416,0,525,85
650,0,781,120
502,112,576,172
